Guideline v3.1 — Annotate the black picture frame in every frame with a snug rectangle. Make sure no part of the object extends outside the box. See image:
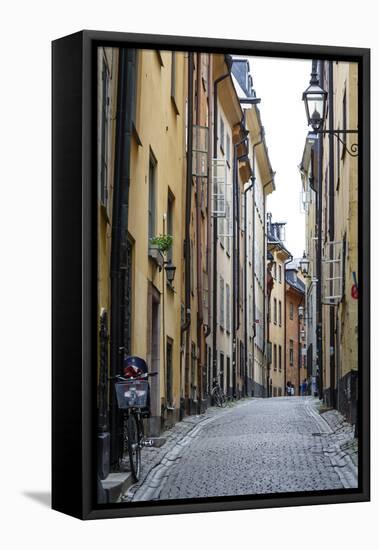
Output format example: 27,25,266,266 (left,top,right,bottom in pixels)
52,30,370,520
